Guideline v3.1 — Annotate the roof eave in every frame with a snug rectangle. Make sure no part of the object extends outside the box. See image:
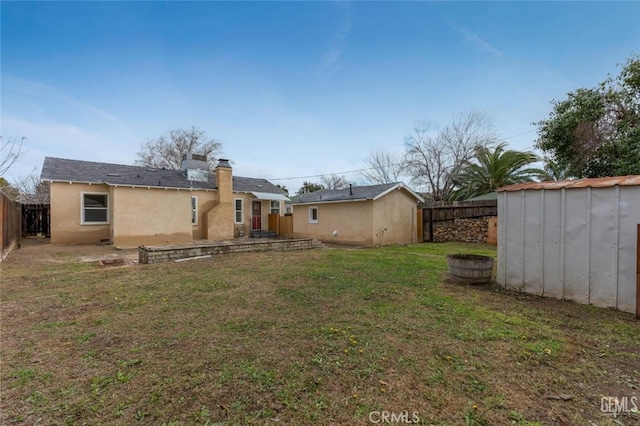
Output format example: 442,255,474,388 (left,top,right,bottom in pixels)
372,183,425,202
292,198,369,206
45,179,217,191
